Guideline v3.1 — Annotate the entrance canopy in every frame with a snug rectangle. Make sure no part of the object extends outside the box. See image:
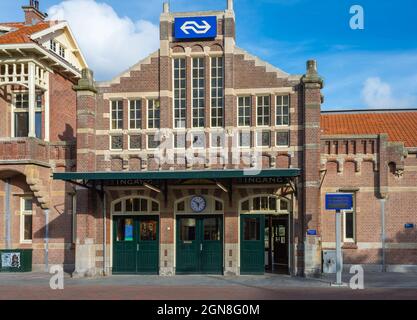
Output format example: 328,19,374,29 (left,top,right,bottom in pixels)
53,169,300,182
